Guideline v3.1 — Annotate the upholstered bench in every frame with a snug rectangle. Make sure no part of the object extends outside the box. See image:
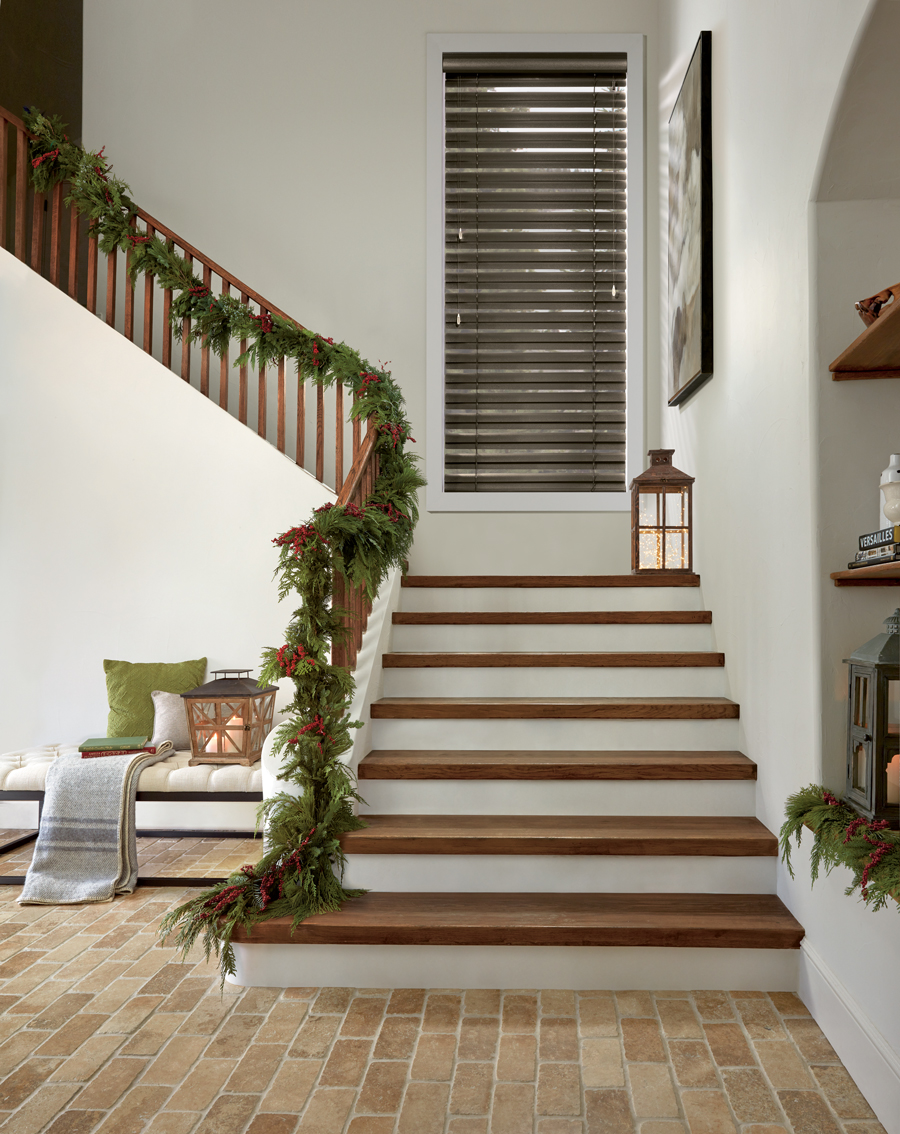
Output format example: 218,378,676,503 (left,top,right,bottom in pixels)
0,745,263,886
